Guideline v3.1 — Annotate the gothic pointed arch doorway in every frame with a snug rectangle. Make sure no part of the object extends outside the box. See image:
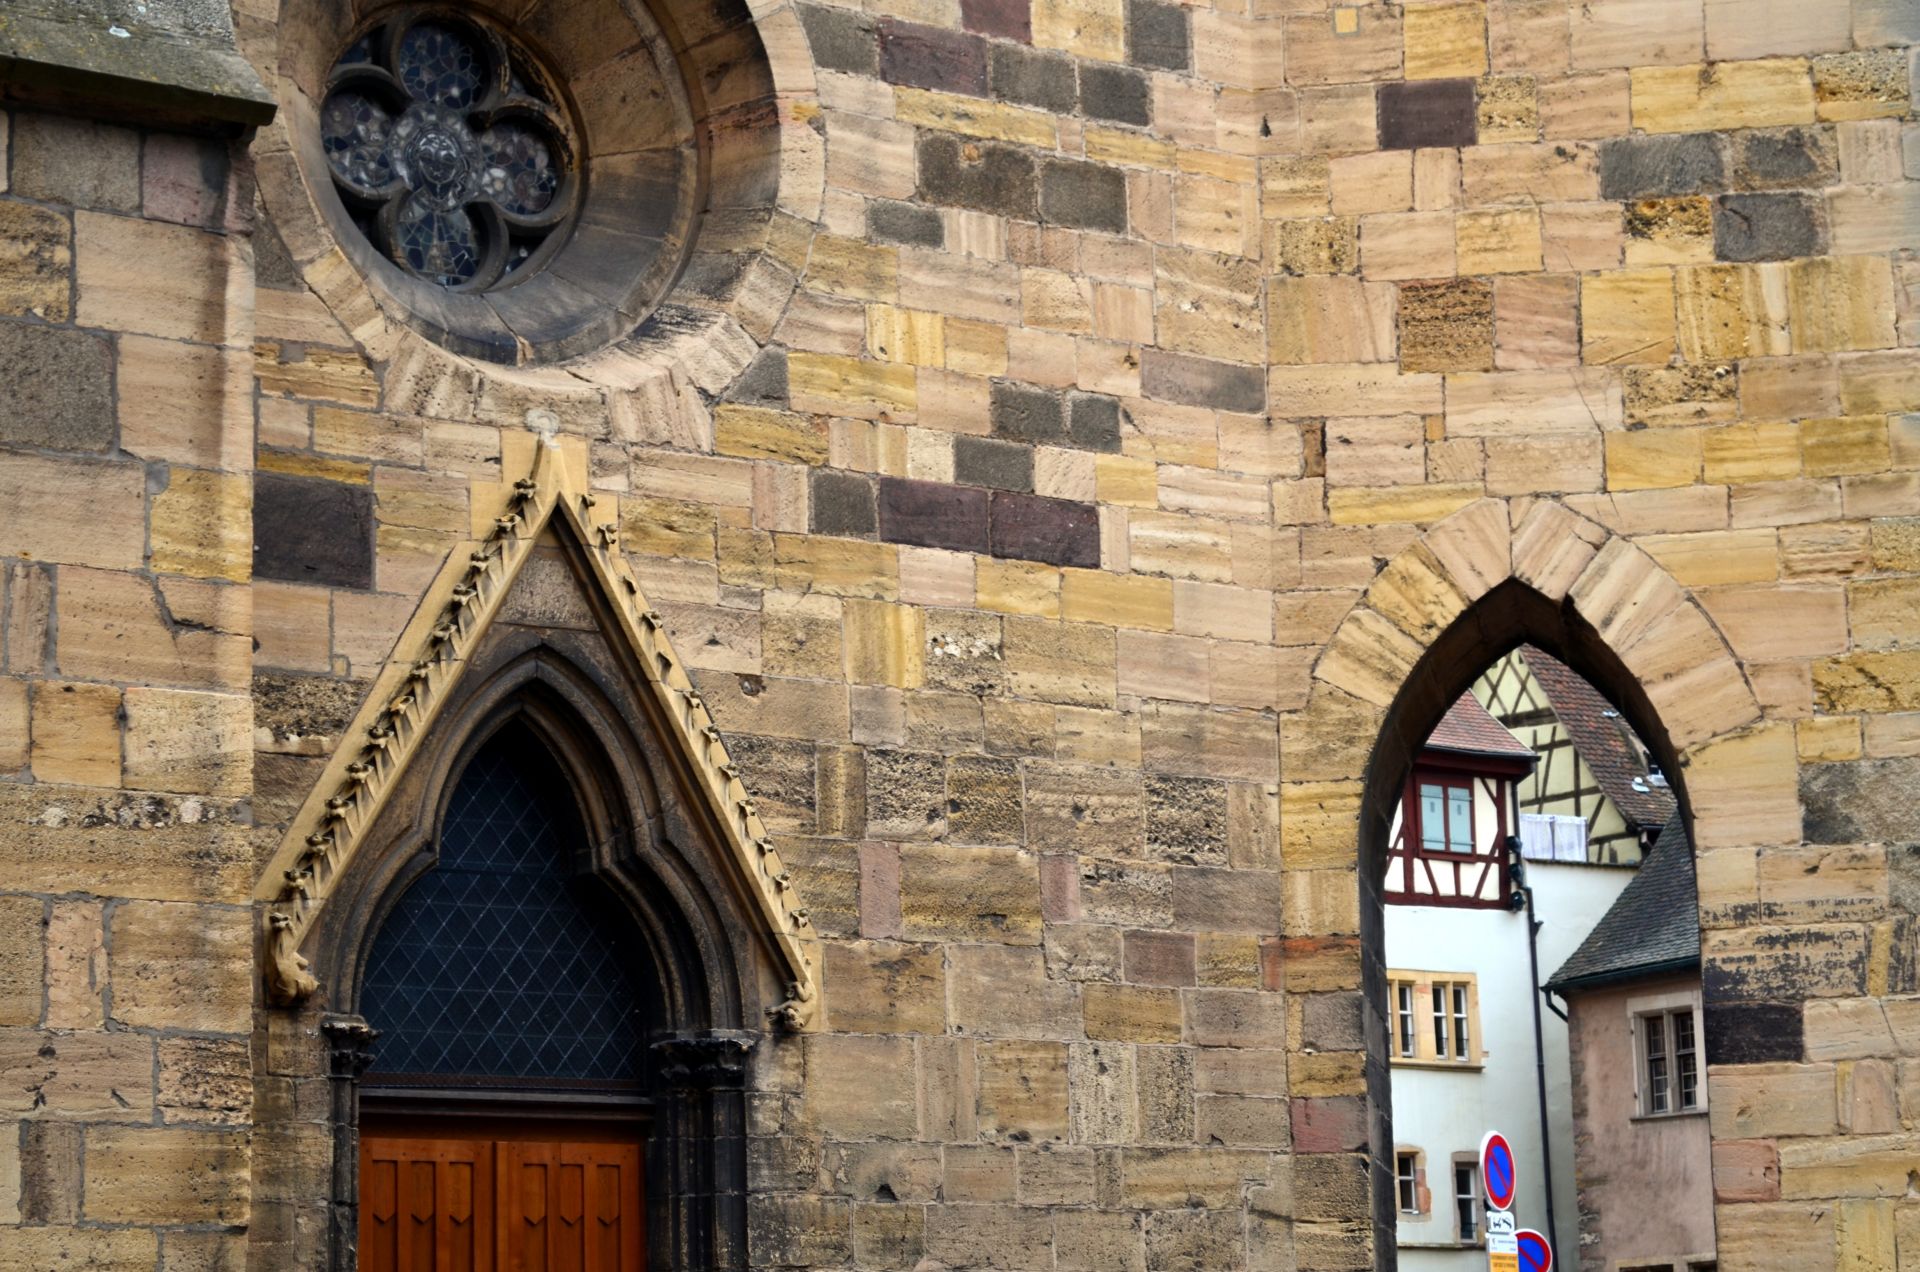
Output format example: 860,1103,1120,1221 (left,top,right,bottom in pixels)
352,717,654,1270
251,451,810,1270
